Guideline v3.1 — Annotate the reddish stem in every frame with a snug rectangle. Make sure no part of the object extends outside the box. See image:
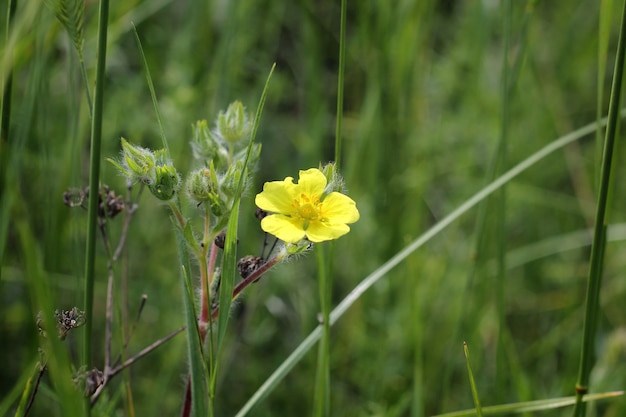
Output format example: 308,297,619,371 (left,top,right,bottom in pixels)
210,252,283,320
